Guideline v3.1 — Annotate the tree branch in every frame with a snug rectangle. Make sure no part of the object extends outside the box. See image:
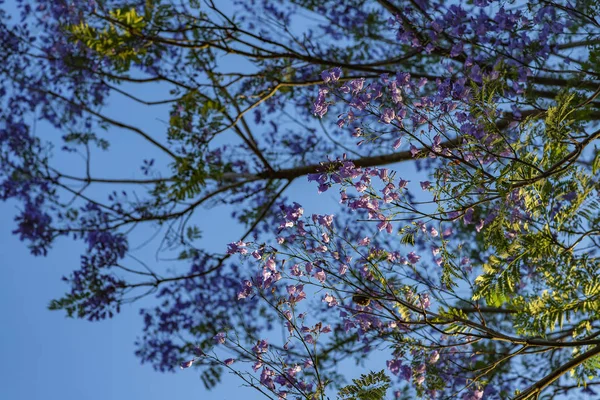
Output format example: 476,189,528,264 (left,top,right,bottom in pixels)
514,345,600,400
